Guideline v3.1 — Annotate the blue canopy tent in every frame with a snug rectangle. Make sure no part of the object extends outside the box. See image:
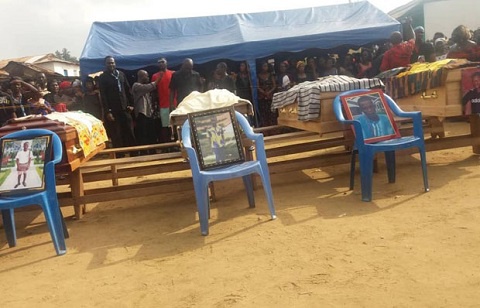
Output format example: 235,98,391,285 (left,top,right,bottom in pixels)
80,1,400,120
